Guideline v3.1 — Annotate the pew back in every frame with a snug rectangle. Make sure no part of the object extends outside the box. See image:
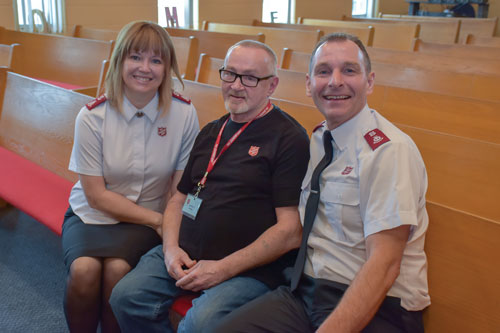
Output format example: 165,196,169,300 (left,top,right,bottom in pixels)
0,27,114,88
344,16,460,44
203,22,322,60
166,27,265,60
0,70,91,182
172,36,198,80
299,18,419,51
463,34,500,48
70,25,117,41
0,43,17,67
252,20,374,47
413,38,500,61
